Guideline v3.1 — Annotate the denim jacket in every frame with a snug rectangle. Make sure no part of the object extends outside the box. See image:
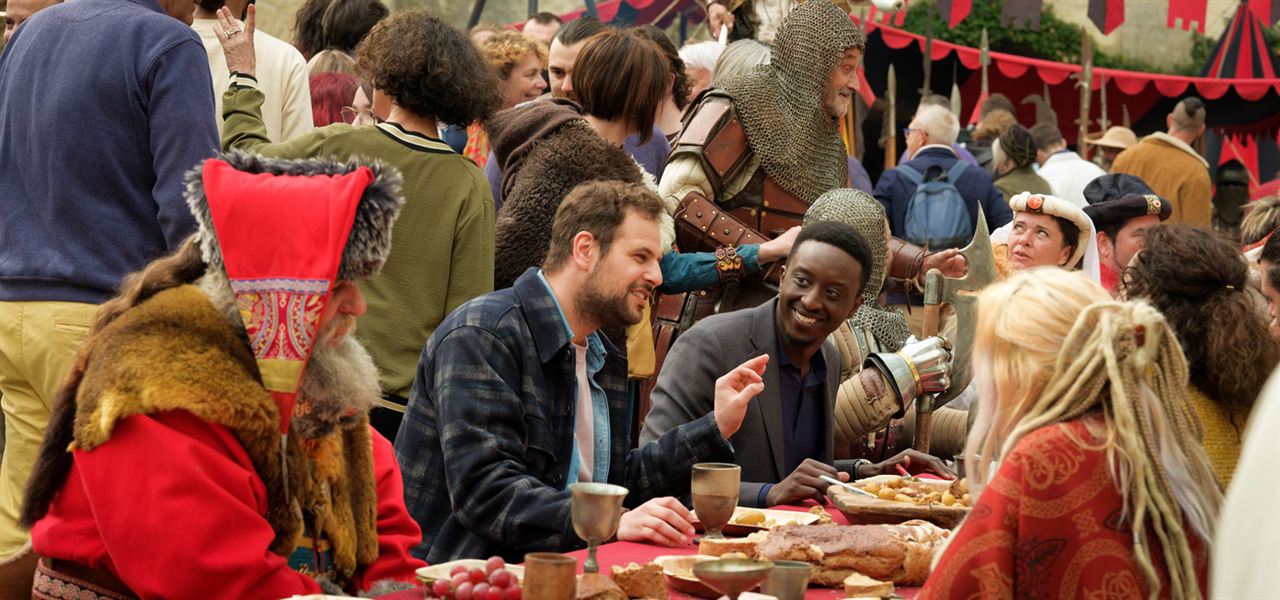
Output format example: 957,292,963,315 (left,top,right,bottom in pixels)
395,268,733,563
